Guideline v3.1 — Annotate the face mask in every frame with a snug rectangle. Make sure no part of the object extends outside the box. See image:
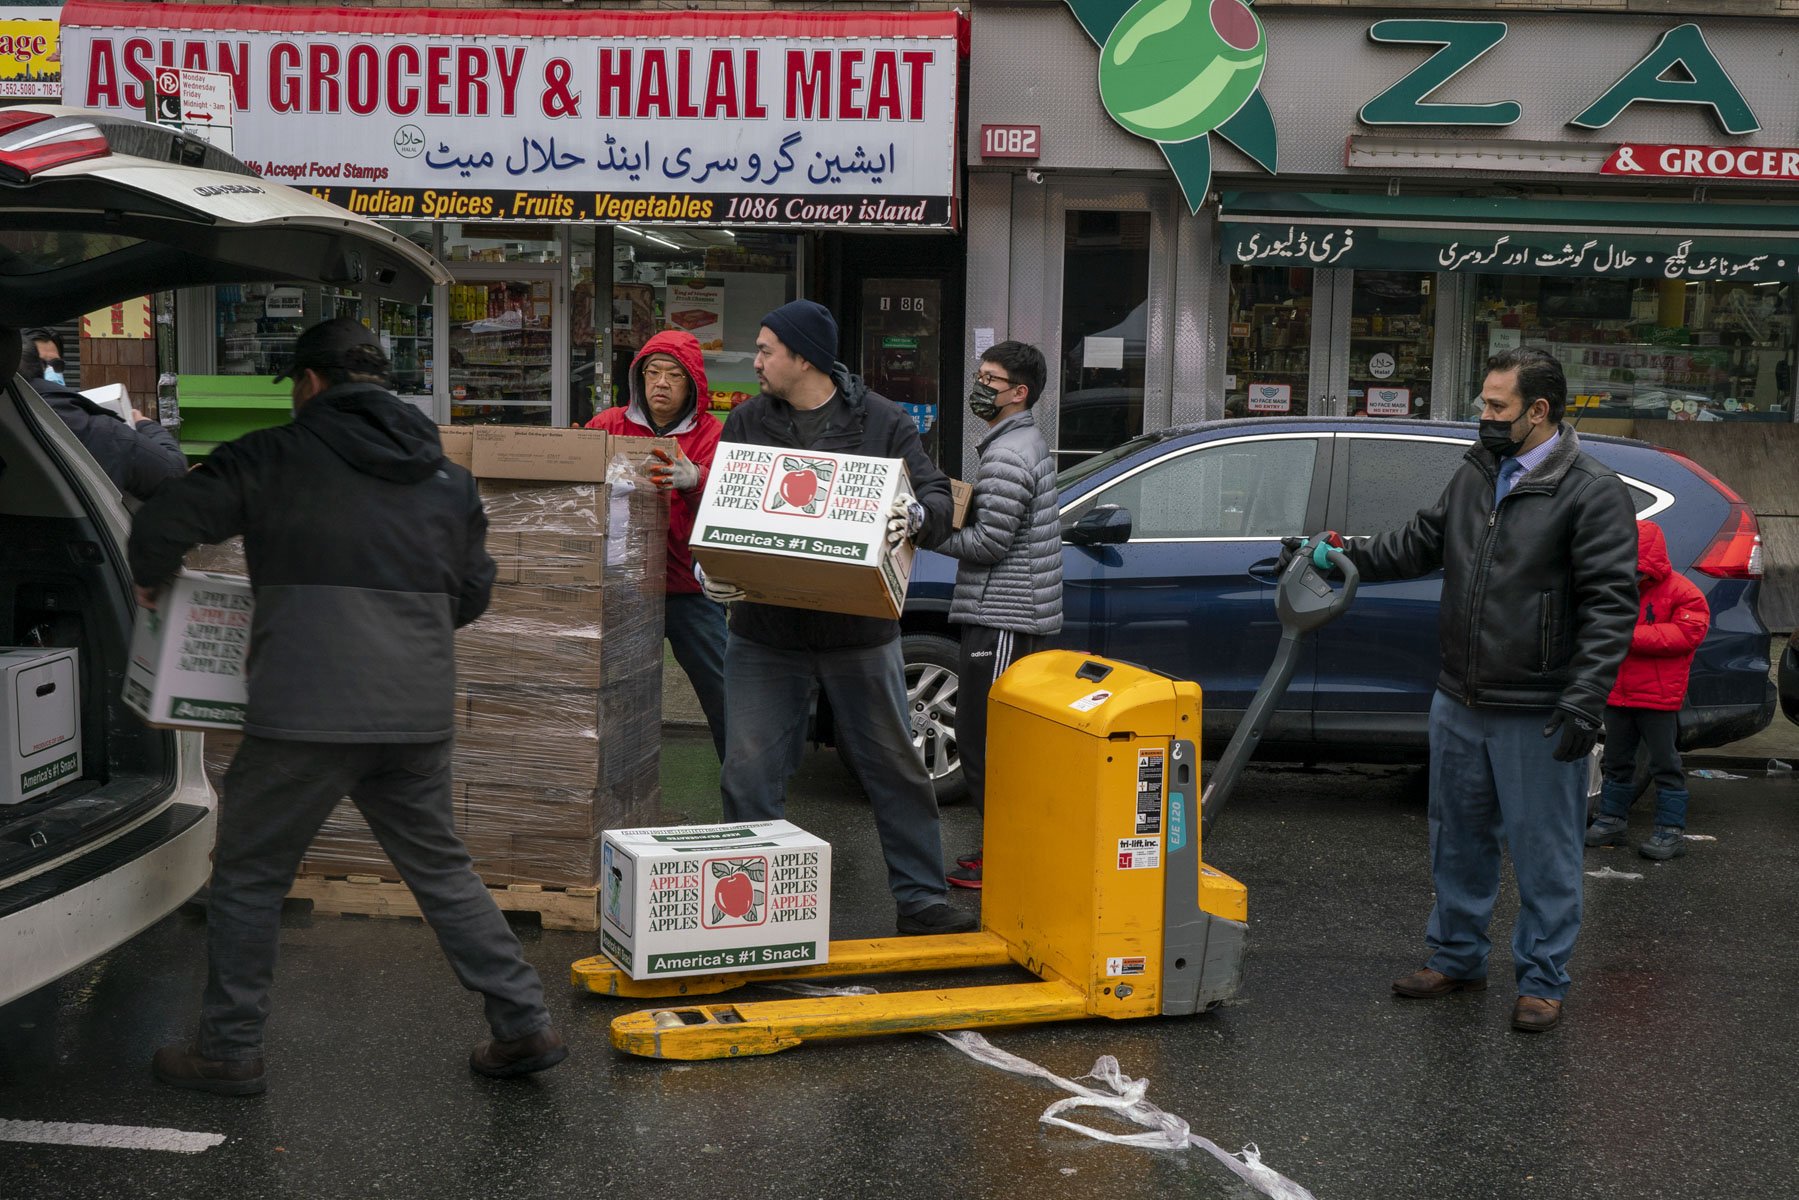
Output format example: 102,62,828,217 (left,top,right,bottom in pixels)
968,380,1002,421
42,367,64,385
1479,405,1537,458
